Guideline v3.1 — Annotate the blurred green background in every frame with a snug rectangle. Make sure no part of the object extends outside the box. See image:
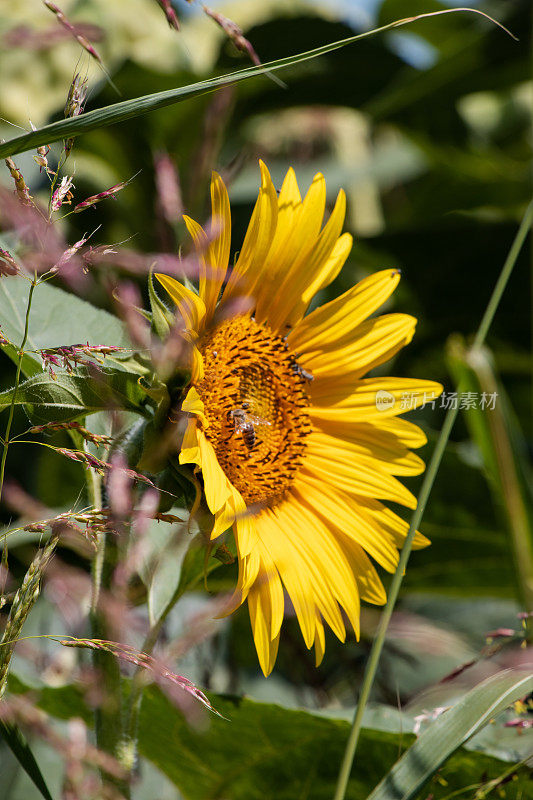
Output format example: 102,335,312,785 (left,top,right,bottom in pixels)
0,1,531,797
